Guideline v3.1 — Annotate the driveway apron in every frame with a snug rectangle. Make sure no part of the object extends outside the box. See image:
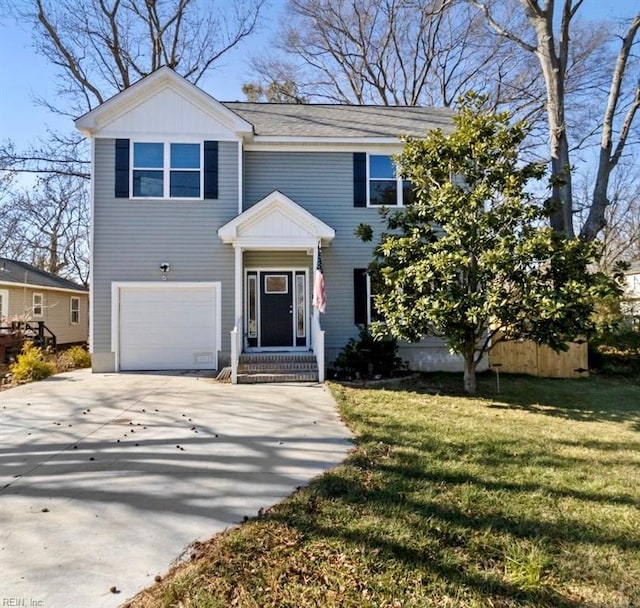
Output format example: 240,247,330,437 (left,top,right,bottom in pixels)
0,370,353,607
